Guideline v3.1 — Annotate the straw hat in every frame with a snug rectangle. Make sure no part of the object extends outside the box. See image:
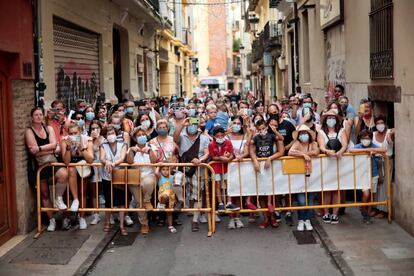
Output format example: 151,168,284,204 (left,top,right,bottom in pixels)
320,109,342,125
292,124,316,141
